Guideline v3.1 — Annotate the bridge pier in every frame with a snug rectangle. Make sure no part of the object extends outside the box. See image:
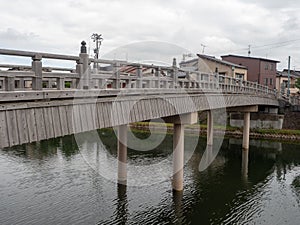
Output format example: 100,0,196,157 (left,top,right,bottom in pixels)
243,112,250,150
164,112,198,191
117,124,128,185
227,106,258,150
207,110,214,146
172,123,185,191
